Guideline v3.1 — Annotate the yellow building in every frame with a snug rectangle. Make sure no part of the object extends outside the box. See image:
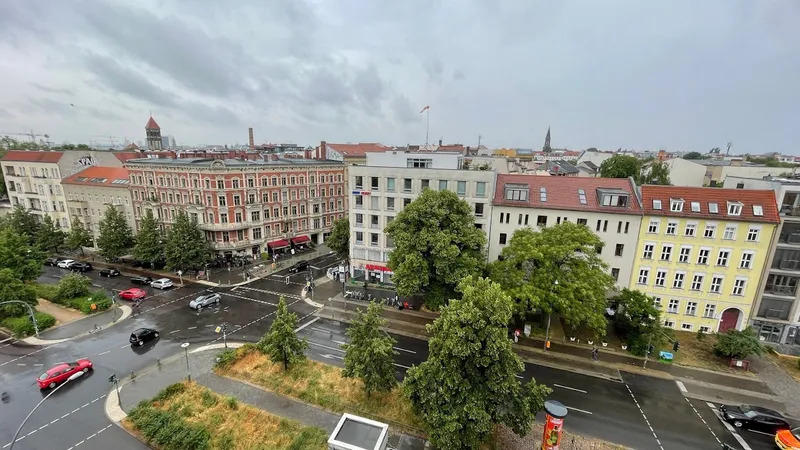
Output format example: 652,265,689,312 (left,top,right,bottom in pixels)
630,186,780,333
